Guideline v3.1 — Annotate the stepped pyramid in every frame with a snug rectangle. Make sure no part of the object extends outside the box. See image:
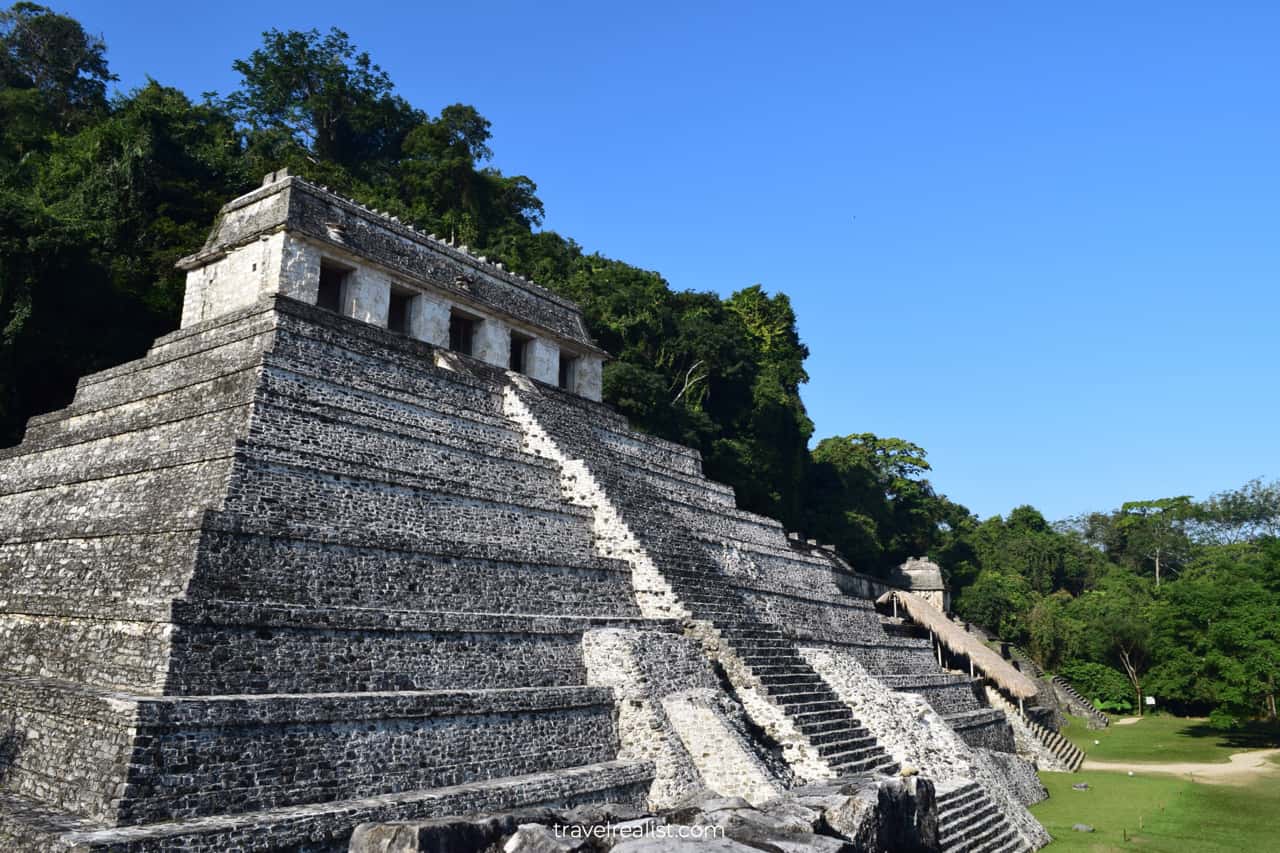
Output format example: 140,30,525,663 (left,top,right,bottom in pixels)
0,172,1049,851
